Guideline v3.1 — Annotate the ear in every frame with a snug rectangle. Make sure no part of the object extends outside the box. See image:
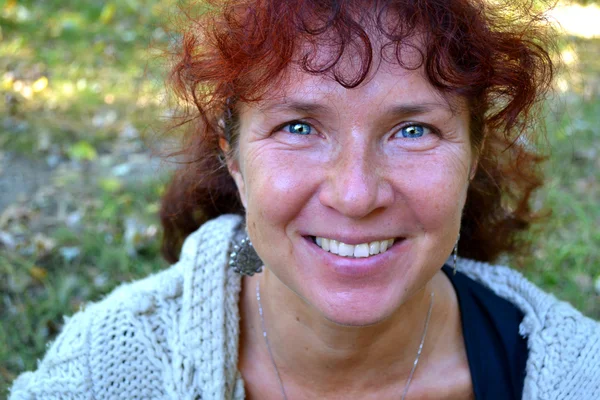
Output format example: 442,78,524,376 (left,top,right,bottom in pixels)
469,129,487,181
469,156,479,181
219,137,248,209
